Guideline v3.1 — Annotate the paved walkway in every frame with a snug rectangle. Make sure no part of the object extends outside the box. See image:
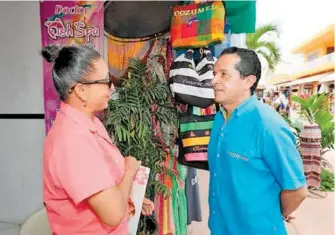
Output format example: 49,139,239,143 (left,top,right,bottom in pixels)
188,150,335,235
